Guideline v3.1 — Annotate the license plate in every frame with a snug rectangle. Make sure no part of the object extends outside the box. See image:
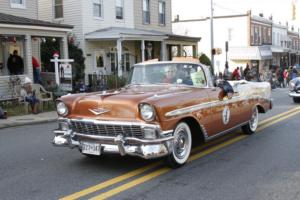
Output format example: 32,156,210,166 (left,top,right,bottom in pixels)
81,142,101,155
